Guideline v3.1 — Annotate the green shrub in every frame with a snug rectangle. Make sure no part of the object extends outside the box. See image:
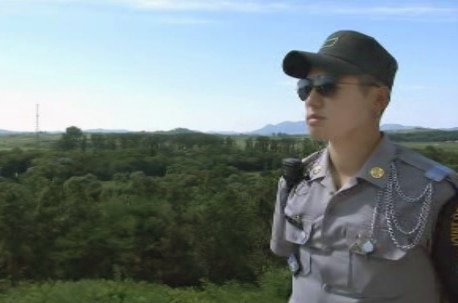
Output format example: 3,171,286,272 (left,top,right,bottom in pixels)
0,272,291,303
